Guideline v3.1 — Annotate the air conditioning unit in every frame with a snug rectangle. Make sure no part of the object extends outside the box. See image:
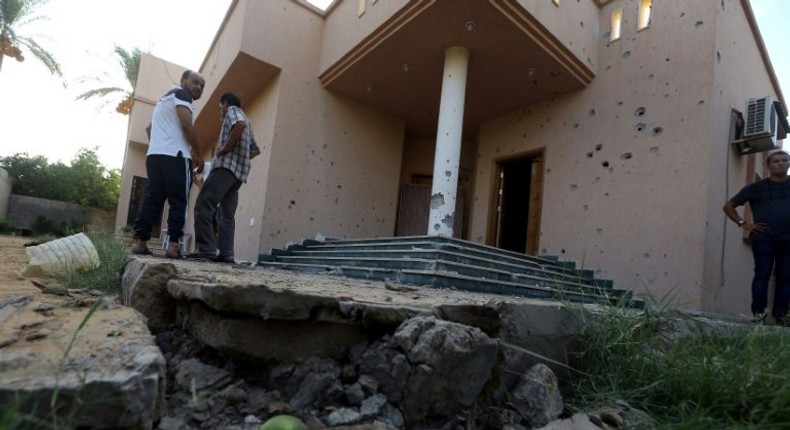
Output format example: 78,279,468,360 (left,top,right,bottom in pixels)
739,96,779,153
